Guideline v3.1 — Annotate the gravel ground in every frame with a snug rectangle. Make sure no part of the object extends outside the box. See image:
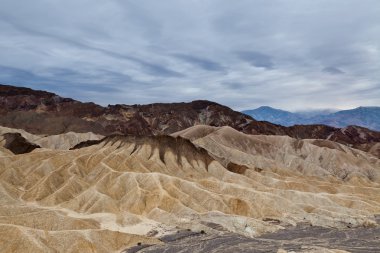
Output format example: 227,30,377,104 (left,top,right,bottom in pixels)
124,216,380,253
